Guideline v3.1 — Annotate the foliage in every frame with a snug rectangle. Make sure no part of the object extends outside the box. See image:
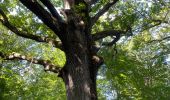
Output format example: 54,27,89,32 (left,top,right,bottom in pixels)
0,0,69,99
0,0,170,99
100,30,170,99
0,62,66,99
